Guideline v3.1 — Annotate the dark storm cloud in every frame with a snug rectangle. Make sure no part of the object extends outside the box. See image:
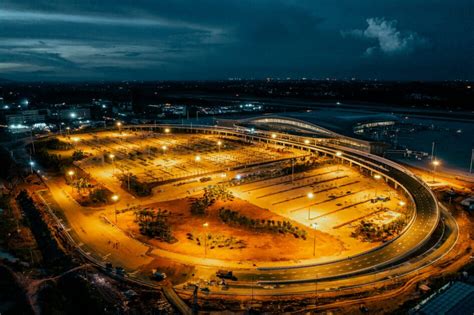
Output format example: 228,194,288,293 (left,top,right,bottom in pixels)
0,0,472,81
